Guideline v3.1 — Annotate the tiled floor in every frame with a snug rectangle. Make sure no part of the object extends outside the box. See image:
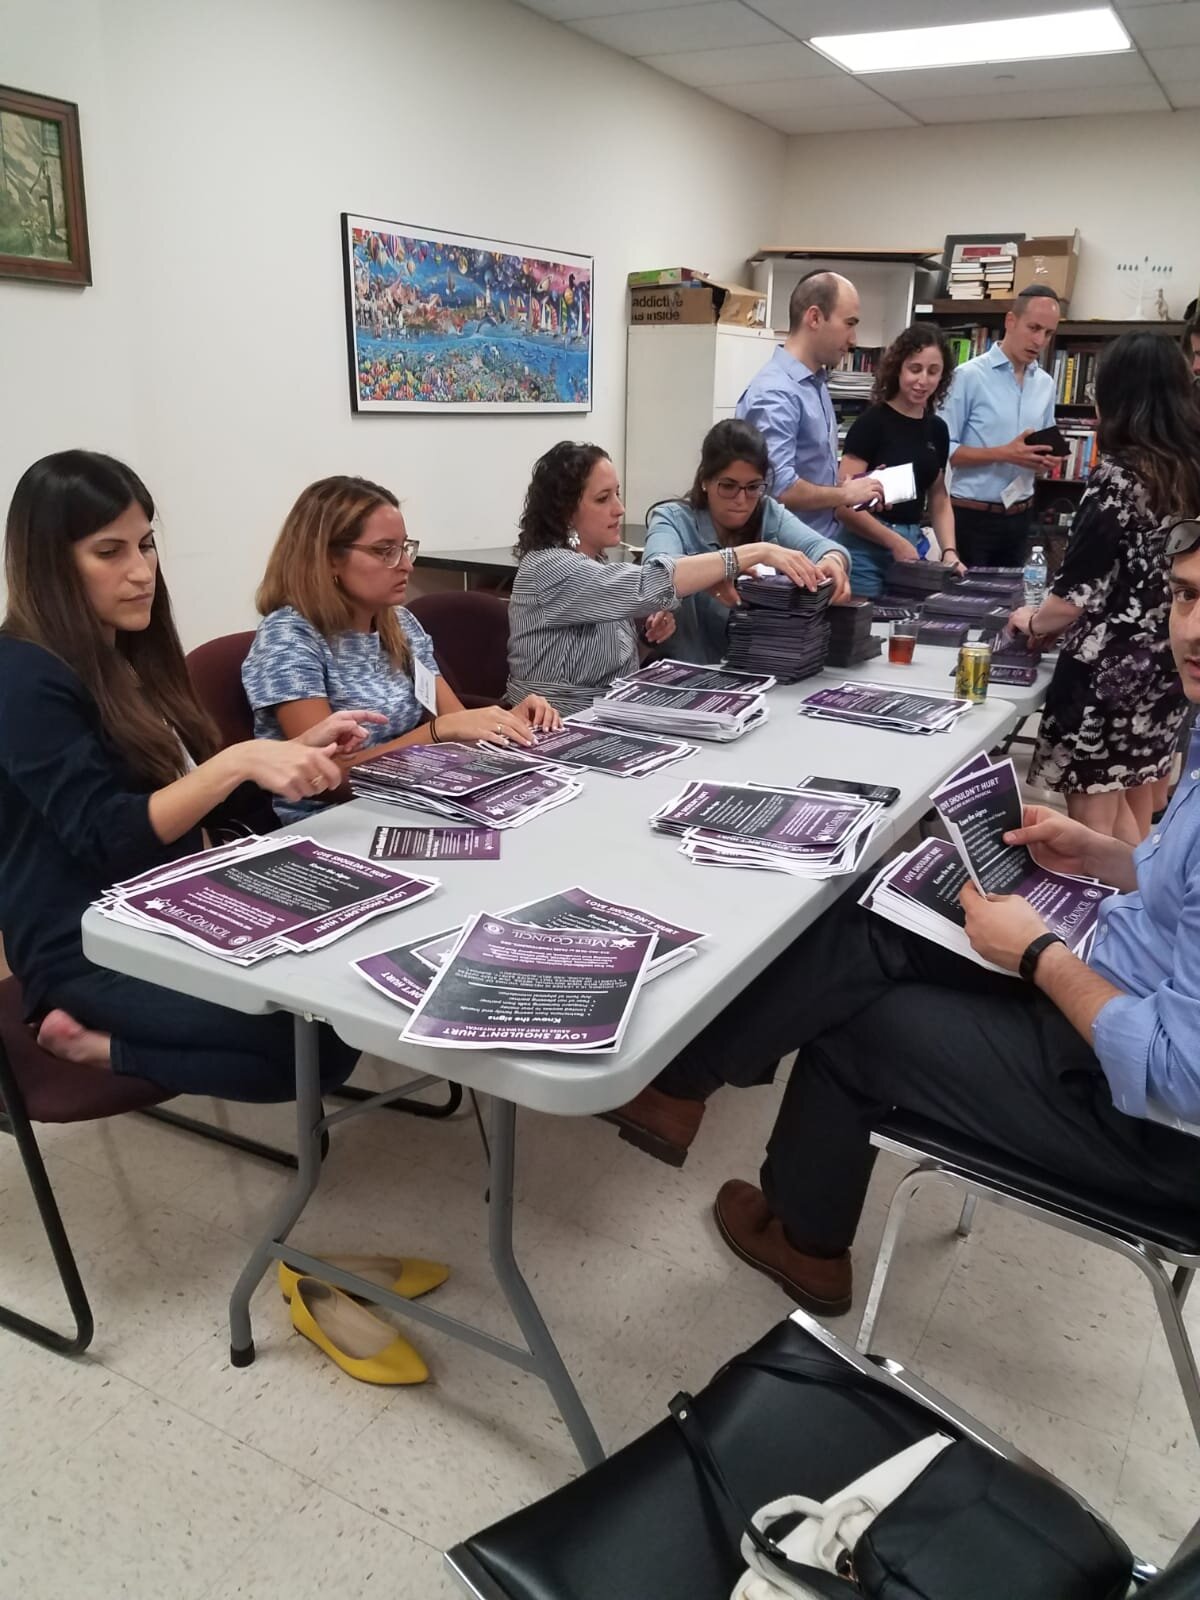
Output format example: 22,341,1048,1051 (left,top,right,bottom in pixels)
1,739,1195,1595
